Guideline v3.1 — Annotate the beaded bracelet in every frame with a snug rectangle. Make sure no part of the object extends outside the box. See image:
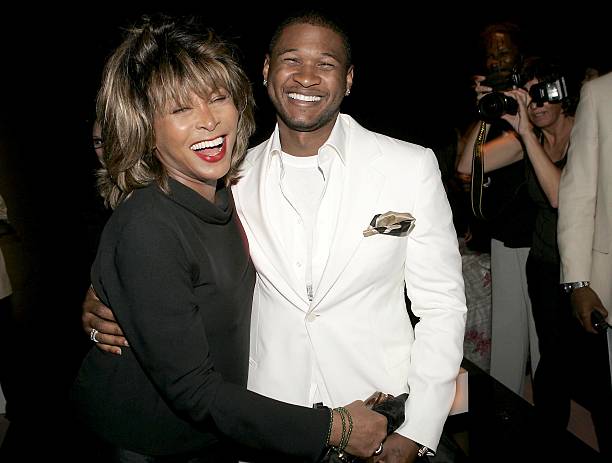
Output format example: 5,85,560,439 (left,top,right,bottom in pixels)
325,407,334,446
344,408,353,448
332,407,347,450
336,406,353,452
